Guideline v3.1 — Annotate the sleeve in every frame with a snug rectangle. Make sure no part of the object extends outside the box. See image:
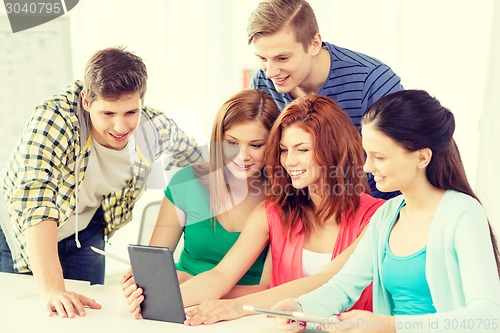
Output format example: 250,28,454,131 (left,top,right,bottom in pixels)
11,102,72,230
154,112,204,170
250,69,263,88
362,65,403,112
395,202,500,333
296,217,378,316
163,167,195,211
